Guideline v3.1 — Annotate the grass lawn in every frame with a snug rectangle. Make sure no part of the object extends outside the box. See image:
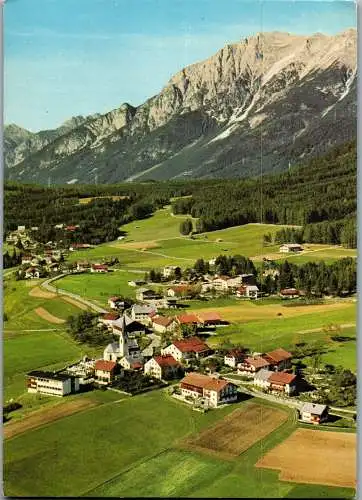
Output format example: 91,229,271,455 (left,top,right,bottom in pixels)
54,270,144,305
3,330,86,400
4,390,244,497
4,390,355,498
